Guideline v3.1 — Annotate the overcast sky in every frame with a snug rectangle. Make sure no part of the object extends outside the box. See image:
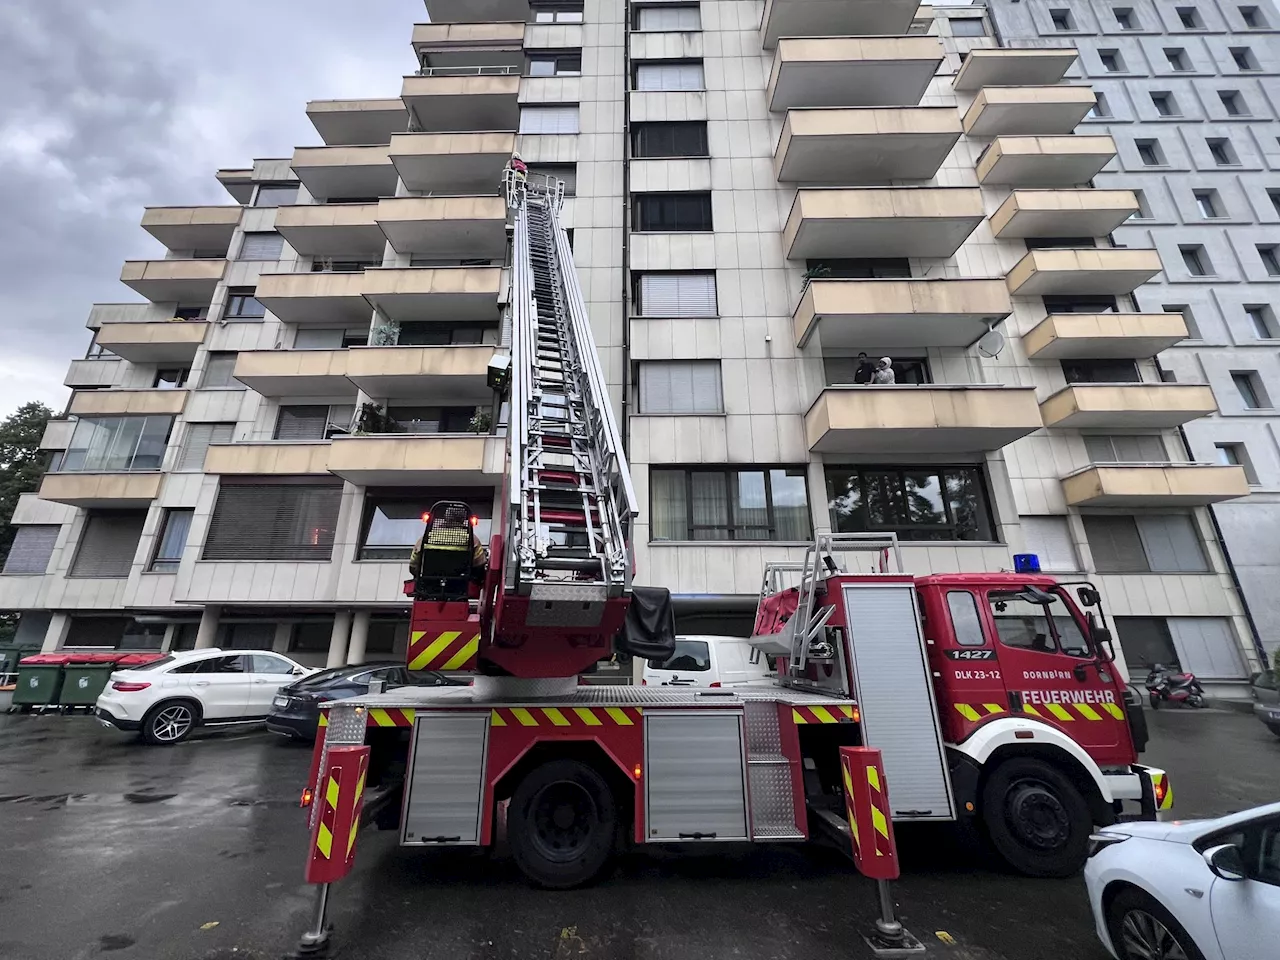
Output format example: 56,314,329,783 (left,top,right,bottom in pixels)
0,0,423,419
